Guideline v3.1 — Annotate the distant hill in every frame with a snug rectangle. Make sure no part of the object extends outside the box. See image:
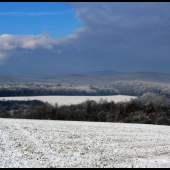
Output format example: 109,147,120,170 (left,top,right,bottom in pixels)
117,72,170,83
0,75,22,83
1,71,170,85
87,70,124,75
36,71,170,85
